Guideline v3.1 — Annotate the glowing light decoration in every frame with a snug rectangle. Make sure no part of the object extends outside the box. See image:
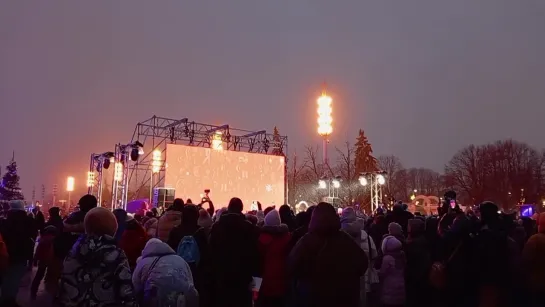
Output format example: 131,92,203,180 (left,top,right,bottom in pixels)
318,179,327,189
332,179,341,189
211,131,223,150
359,176,368,186
86,172,95,188
152,150,162,173
114,162,123,182
377,174,386,185
317,93,333,136
66,176,75,192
